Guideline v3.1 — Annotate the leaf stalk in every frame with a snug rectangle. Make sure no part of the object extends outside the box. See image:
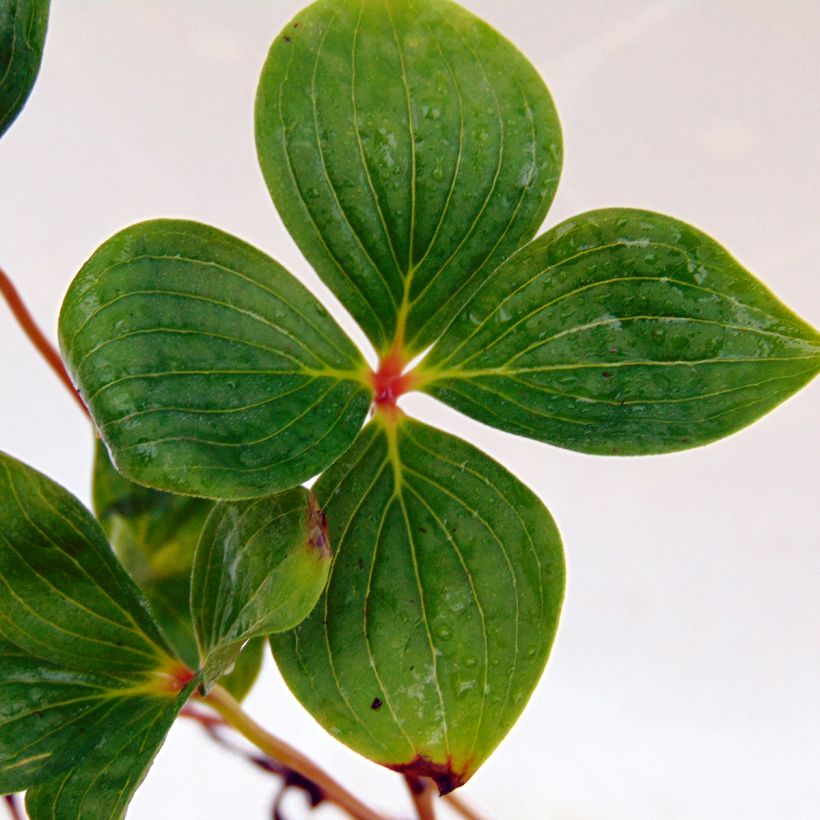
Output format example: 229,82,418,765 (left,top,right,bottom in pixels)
201,684,387,820
0,265,89,419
